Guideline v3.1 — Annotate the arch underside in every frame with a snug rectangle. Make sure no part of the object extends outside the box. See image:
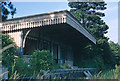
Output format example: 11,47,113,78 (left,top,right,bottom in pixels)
23,23,92,65
2,10,96,66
